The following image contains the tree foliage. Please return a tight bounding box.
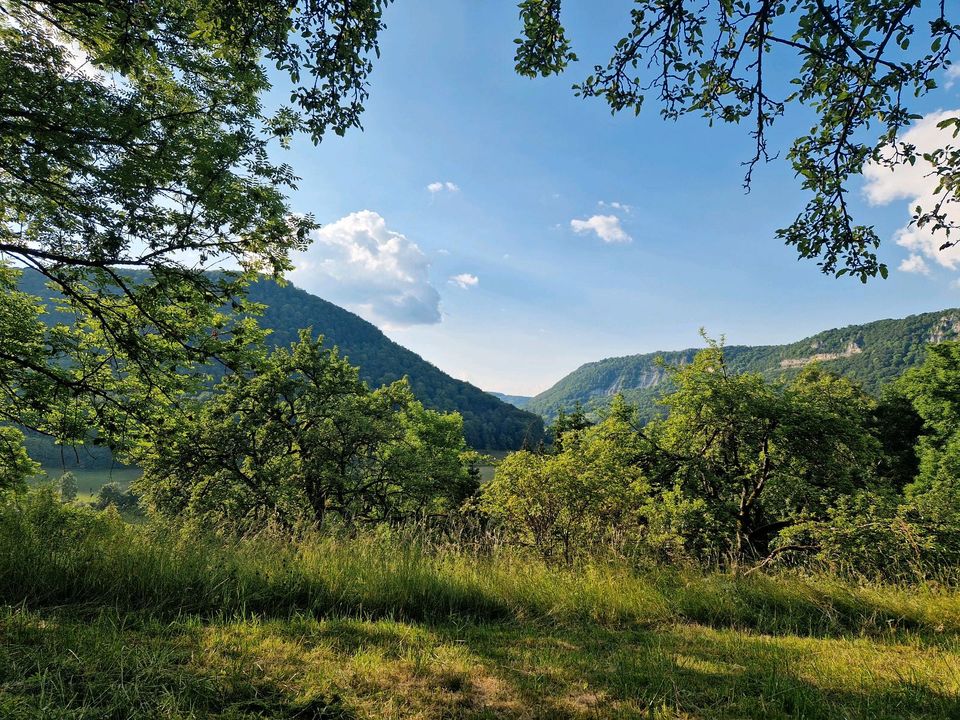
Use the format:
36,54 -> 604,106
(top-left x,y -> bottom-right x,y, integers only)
0,426 -> 37,492
897,340 -> 960,496
93,482 -> 140,514
486,341 -> 884,565
57,471 -> 77,503
648,342 -> 880,560
765,341 -> 960,578
0,0 -> 391,461
136,332 -> 477,531
515,0 -> 960,280
481,397 -> 647,560
248,278 -> 545,452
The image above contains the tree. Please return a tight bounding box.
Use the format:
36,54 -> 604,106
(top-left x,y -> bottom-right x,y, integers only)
897,340 -> 960,496
57,471 -> 77,503
0,426 -> 37,492
135,332 -> 475,531
0,0 -> 391,458
514,0 -> 960,281
872,385 -> 924,490
648,340 -> 880,561
93,481 -> 140,513
773,341 -> 960,577
548,401 -> 591,452
481,396 -> 648,560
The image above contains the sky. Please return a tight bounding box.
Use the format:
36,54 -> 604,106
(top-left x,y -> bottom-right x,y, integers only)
272,1 -> 960,396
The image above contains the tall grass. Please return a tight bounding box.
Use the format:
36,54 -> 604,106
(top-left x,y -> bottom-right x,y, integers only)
2,488 -> 959,639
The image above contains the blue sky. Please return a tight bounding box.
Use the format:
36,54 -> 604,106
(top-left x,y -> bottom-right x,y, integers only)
275,1 -> 960,395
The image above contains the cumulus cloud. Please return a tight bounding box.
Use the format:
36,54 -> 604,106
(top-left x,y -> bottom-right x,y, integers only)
570,214 -> 632,244
427,181 -> 459,194
899,254 -> 931,275
287,211 -> 441,328
448,273 -> 479,289
862,109 -> 960,270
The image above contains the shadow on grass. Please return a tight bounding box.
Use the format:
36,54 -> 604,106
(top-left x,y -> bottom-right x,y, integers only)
449,622 -> 960,719
2,605 -> 959,719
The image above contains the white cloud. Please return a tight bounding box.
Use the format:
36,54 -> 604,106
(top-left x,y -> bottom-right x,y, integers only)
448,273 -> 479,289
287,210 -> 441,328
862,109 -> 960,269
599,200 -> 632,213
947,65 -> 960,89
899,254 -> 931,275
570,214 -> 632,244
427,181 -> 459,194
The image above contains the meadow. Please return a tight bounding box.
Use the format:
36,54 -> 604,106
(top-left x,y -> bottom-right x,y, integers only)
1,489 -> 958,720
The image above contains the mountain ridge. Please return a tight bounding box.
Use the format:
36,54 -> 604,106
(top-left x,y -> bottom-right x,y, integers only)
487,392 -> 533,409
526,308 -> 960,421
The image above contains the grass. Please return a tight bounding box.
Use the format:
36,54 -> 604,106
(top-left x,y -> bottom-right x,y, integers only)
1,489 -> 959,719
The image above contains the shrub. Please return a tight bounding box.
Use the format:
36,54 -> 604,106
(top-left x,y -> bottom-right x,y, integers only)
481,401 -> 647,561
777,490 -> 960,580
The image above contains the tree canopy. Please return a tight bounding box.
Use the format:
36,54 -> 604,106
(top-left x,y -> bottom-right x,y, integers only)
136,332 -> 478,531
0,0 -> 392,455
485,342 -> 885,565
515,0 -> 960,281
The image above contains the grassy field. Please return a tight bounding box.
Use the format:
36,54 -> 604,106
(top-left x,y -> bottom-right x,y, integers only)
1,490 -> 958,719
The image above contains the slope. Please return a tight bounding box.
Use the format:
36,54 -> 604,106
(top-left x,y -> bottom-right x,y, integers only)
527,308 -> 960,421
14,271 -> 544,461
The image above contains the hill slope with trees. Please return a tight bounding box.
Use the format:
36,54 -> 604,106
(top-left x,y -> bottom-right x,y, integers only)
17,271 -> 544,459
248,279 -> 544,450
528,309 -> 960,421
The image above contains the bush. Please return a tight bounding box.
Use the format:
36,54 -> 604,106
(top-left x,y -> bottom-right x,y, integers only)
93,482 -> 140,514
777,490 -> 960,580
481,402 -> 647,561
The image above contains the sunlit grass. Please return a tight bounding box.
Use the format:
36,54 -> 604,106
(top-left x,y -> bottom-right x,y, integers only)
1,490 -> 958,718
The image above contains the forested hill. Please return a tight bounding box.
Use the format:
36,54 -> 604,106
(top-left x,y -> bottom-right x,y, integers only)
527,308 -> 960,421
248,280 -> 544,450
16,271 -> 544,453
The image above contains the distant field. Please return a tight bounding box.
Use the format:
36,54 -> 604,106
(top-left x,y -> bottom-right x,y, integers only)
33,467 -> 141,502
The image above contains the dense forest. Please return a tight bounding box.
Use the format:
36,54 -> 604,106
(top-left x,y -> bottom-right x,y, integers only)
527,309 -> 960,420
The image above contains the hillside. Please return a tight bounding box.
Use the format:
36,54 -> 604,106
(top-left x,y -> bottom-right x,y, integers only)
248,279 -> 544,450
527,308 -> 960,421
16,271 -> 544,458
488,391 -> 532,409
